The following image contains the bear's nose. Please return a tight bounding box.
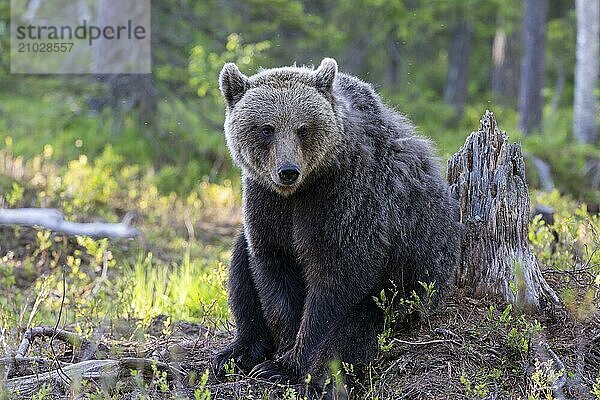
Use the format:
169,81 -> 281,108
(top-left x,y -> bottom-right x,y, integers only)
278,165 -> 300,185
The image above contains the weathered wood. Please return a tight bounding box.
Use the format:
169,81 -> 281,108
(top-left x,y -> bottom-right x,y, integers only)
4,358 -> 179,396
0,208 -> 139,238
447,110 -> 560,312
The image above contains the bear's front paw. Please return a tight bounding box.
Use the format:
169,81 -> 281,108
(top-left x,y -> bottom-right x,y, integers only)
249,353 -> 300,383
212,340 -> 269,378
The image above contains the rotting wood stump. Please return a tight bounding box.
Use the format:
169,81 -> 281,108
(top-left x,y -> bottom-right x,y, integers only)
447,110 -> 560,312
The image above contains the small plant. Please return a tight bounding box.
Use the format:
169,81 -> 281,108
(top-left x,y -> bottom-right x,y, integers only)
485,304 -> 542,356
5,182 -> 23,206
31,384 -> 51,400
224,357 -> 237,381
528,359 -> 563,400
193,369 -> 211,400
373,284 -> 399,351
341,361 -> 355,378
86,386 -> 120,400
283,387 -> 299,400
460,373 -> 489,398
325,359 -> 347,400
130,368 -> 148,392
374,280 -> 438,351
151,363 -> 170,393
592,375 -> 600,399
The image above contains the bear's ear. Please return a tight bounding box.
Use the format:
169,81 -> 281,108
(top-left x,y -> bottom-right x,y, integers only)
314,57 -> 338,94
219,63 -> 249,108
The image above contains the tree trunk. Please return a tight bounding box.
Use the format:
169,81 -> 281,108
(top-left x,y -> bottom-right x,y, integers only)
549,60 -> 566,114
491,27 -> 521,107
93,0 -> 158,139
447,111 -> 560,313
518,0 -> 548,135
386,29 -> 401,89
444,20 -> 473,121
573,0 -> 600,145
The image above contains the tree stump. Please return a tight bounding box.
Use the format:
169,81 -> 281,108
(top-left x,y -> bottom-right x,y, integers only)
447,110 -> 560,312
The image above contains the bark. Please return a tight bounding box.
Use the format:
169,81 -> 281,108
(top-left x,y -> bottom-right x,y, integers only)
447,111 -> 560,312
4,358 -> 178,396
573,0 -> 600,145
518,0 -> 548,134
444,20 -> 473,121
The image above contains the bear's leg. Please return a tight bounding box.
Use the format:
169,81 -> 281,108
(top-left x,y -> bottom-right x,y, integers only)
212,233 -> 274,375
251,252 -> 305,352
310,297 -> 382,373
250,269 -> 372,383
308,296 -> 383,399
405,222 -> 462,316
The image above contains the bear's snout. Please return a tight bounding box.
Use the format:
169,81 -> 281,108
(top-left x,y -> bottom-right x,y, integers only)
277,164 -> 301,185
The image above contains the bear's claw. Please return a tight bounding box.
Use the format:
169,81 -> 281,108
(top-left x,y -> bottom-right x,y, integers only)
212,341 -> 268,379
249,359 -> 298,383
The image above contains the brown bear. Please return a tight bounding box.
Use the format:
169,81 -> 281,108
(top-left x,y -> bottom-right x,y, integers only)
212,58 -> 462,391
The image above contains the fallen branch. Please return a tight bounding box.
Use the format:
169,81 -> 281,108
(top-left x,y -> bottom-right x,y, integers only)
0,208 -> 139,238
391,337 -> 461,346
534,337 -> 567,400
4,357 -> 180,396
16,326 -> 89,359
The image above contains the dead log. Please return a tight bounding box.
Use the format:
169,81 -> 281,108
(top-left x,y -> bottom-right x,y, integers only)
0,208 -> 139,238
447,110 -> 560,312
4,358 -> 180,396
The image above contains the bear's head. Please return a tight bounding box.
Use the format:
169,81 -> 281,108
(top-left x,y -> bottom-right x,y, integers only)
219,58 -> 343,196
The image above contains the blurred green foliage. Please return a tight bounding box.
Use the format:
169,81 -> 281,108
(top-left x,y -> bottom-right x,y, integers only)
0,0 -> 596,202
0,143 -> 237,349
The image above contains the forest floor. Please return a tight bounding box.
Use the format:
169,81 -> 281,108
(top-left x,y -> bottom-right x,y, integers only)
2,274 -> 599,399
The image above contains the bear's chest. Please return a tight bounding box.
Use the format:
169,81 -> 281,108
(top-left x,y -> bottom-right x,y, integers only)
243,180 -> 369,268
243,183 -> 296,257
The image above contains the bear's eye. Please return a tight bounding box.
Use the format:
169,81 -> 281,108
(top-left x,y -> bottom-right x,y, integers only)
297,125 -> 309,139
260,125 -> 275,138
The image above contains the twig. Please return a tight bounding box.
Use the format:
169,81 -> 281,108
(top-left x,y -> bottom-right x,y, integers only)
16,327 -> 89,359
50,265 -> 71,385
226,372 -> 298,389
0,208 -> 139,238
91,250 -> 110,295
434,327 -> 463,342
391,337 -> 461,346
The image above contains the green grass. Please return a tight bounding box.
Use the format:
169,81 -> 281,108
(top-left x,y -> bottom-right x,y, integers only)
130,247 -> 229,325
0,141 -> 238,358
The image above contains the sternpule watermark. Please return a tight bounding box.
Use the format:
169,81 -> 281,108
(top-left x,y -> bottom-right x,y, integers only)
11,0 -> 151,74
